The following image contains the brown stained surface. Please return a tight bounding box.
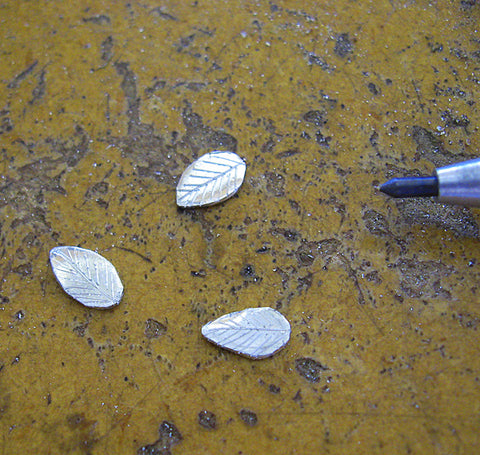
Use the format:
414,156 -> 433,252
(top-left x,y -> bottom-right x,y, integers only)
1,0 -> 480,453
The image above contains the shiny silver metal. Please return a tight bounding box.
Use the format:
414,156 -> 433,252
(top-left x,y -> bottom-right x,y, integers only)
436,158 -> 480,207
50,246 -> 123,309
176,151 -> 246,207
201,307 -> 291,359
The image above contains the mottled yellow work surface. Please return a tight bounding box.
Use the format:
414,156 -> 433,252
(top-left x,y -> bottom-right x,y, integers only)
1,1 -> 480,453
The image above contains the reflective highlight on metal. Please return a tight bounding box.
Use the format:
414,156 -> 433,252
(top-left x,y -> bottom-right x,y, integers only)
201,307 -> 291,359
50,246 -> 123,309
436,157 -> 480,207
176,151 -> 246,207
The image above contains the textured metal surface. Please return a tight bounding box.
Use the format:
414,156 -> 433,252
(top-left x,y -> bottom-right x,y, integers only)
50,246 -> 123,309
201,307 -> 291,359
176,151 -> 246,207
436,158 -> 480,207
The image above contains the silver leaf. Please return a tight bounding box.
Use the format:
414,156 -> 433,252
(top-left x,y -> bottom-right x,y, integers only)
176,151 -> 246,207
50,246 -> 123,309
201,307 -> 291,359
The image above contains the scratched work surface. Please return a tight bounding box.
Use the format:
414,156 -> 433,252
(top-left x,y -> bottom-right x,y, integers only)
1,1 -> 480,453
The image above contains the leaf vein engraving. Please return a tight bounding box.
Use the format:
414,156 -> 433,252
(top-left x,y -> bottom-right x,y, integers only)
50,246 -> 122,308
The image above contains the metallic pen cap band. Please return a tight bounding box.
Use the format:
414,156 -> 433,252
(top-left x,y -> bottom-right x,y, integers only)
436,157 -> 480,207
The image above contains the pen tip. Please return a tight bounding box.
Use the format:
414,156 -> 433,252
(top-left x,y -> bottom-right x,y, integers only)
379,179 -> 397,197
379,176 -> 439,198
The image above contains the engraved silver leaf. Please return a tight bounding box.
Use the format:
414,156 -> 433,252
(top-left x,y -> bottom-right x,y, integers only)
176,151 -> 246,207
201,307 -> 291,359
50,246 -> 123,309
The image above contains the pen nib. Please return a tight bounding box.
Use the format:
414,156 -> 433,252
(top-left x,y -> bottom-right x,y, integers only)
380,176 -> 439,198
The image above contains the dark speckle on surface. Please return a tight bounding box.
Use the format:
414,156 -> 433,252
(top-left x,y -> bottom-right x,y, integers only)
362,209 -> 391,237
65,412 -> 98,451
296,244 -> 316,267
29,68 -> 46,104
7,59 -> 38,89
150,7 -> 179,21
303,110 -> 327,126
198,410 -> 217,430
315,130 -> 332,147
100,35 -> 114,62
307,52 -> 331,70
191,269 -> 206,278
82,14 -> 111,25
13,263 -> 33,277
158,421 -> 182,445
334,33 -> 353,58
66,413 -> 87,429
460,0 -> 477,10
136,445 -> 164,455
367,82 -> 380,95
240,264 -> 261,283
369,131 -> 379,147
263,171 -> 286,197
145,319 -> 167,339
138,421 -> 182,454
295,358 -> 328,383
239,409 -> 258,426
269,384 -> 281,394
441,109 -> 470,130
0,107 -> 14,134
270,227 -> 299,242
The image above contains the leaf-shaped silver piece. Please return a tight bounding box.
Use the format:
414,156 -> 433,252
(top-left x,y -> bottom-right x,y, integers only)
201,307 -> 291,359
176,150 -> 246,207
50,246 -> 123,309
